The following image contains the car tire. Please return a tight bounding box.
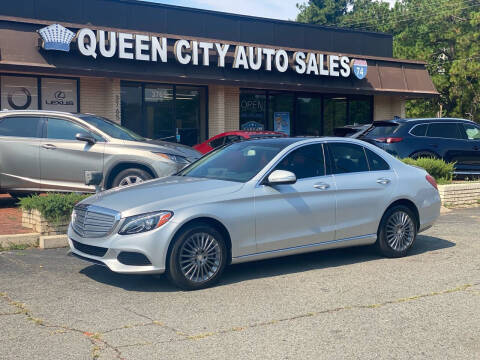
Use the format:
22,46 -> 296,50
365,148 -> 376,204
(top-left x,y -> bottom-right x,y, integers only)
167,223 -> 227,290
376,205 -> 417,258
111,168 -> 152,188
410,151 -> 438,159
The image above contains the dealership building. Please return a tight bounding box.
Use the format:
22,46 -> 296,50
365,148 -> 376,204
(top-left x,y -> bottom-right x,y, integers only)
0,0 -> 437,146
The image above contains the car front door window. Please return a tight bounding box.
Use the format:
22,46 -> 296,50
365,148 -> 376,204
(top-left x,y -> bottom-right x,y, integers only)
47,118 -> 91,140
274,143 -> 325,179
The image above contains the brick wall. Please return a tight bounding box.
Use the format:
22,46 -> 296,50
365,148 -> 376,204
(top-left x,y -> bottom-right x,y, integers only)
80,77 -> 121,124
373,95 -> 406,120
208,85 -> 240,137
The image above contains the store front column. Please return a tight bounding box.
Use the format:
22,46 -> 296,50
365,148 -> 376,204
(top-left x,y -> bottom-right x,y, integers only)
373,95 -> 406,121
80,77 -> 121,124
208,85 -> 240,138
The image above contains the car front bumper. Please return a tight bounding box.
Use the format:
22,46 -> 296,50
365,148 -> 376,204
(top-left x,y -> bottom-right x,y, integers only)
67,220 -> 178,274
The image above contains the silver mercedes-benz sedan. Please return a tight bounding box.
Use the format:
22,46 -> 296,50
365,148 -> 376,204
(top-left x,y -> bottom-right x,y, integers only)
68,137 -> 441,290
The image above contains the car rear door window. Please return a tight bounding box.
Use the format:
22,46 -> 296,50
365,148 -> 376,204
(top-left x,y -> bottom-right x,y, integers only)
328,142 -> 369,174
462,124 -> 480,140
274,144 -> 325,179
426,123 -> 462,139
47,118 -> 90,141
410,124 -> 428,136
209,136 -> 225,148
365,147 -> 390,171
0,116 -> 42,138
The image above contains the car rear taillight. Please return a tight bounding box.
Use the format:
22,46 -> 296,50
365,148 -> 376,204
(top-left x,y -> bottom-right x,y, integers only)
426,174 -> 438,190
374,137 -> 403,143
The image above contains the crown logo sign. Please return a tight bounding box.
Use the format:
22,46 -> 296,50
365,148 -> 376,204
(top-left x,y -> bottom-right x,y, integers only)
38,24 -> 75,52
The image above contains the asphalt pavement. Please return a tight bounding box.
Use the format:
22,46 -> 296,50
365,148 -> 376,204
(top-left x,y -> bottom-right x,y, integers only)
0,207 -> 479,359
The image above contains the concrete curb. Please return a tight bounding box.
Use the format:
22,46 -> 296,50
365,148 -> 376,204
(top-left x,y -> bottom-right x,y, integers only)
0,233 -> 39,248
0,233 -> 69,250
39,235 -> 68,249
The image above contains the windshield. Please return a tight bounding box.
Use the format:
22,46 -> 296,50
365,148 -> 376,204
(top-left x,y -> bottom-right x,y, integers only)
80,115 -> 146,141
178,140 -> 293,182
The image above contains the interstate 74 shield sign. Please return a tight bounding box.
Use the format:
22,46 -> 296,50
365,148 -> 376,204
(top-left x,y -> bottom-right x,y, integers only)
352,59 -> 368,80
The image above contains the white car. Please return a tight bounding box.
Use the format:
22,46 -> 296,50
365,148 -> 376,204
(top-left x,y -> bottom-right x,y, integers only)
69,137 -> 441,290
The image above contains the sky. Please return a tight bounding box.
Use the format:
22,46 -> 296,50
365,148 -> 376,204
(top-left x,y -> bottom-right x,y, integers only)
141,0 -> 398,21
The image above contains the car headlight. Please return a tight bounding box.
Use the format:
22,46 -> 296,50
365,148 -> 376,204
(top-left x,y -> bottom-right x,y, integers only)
119,211 -> 173,235
153,152 -> 189,164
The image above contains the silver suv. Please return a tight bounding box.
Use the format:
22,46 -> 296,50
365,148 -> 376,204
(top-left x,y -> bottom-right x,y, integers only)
0,110 -> 201,197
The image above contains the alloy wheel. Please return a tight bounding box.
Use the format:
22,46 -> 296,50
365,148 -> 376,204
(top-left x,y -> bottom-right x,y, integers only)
179,232 -> 221,283
385,211 -> 415,252
119,175 -> 144,186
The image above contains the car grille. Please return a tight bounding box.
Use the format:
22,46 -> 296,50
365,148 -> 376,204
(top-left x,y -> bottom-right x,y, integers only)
71,239 -> 108,257
72,204 -> 119,238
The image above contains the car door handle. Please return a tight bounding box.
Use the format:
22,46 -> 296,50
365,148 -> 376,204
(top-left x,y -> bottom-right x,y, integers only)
474,146 -> 479,151
429,144 -> 438,148
313,182 -> 330,190
42,144 -> 56,150
377,178 -> 391,185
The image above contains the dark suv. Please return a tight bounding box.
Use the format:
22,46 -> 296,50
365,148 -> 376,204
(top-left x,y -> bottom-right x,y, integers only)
359,118 -> 480,175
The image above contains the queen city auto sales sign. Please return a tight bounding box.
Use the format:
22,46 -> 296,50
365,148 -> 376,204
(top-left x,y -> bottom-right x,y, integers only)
38,24 -> 368,79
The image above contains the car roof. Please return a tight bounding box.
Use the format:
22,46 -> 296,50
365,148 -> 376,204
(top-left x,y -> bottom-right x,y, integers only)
215,130 -> 284,137
0,109 -> 82,116
375,117 -> 475,124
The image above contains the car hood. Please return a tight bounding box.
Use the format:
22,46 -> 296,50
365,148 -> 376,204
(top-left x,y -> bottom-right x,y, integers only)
120,139 -> 201,162
80,176 -> 244,217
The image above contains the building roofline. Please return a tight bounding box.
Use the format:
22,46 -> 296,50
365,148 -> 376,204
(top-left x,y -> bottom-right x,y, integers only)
122,0 -> 392,38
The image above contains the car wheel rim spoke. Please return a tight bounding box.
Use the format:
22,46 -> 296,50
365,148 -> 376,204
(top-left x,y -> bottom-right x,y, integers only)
180,232 -> 221,283
386,211 -> 415,251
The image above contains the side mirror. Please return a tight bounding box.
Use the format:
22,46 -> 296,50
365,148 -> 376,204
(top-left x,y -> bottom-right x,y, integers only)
76,132 -> 96,144
266,170 -> 296,185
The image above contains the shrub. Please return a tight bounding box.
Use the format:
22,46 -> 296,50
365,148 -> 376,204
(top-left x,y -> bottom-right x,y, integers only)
19,193 -> 90,223
401,157 -> 454,184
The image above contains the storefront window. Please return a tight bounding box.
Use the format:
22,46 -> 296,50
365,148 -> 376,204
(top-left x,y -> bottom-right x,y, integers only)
295,96 -> 322,136
239,90 -> 267,130
240,89 -> 372,137
1,75 -> 79,112
323,97 -> 347,135
268,92 -> 294,136
41,78 -> 78,112
1,75 -> 38,110
349,98 -> 373,125
120,82 -> 207,146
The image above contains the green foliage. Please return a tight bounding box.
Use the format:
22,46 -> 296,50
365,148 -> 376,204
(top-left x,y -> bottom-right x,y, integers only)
400,157 -> 454,183
19,193 -> 90,223
296,0 -> 480,122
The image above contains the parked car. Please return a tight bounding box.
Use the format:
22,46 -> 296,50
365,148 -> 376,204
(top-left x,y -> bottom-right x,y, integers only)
69,137 -> 440,290
0,110 -> 201,197
333,124 -> 371,138
193,130 -> 287,154
359,118 -> 480,175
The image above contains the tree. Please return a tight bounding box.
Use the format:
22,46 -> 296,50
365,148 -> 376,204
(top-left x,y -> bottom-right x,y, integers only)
296,0 -> 480,122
